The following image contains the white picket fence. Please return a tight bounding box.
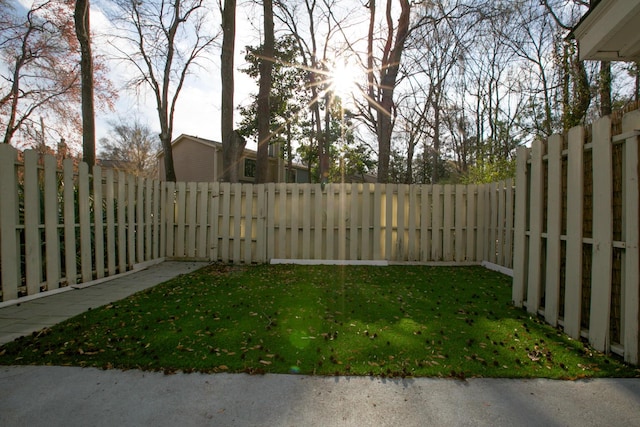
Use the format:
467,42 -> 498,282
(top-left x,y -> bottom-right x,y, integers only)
0,142 -> 515,304
512,110 -> 640,365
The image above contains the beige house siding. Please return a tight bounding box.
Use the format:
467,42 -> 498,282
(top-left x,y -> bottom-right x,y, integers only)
158,134 -> 310,183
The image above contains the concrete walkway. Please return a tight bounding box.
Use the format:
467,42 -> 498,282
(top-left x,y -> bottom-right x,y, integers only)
1,261 -> 640,426
0,261 -> 209,346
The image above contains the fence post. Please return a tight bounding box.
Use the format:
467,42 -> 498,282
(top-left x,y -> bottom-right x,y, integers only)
0,144 -> 20,301
545,134 -> 563,326
622,110 -> 640,364
512,145 -> 529,307
589,116 -> 613,353
564,125 -> 585,339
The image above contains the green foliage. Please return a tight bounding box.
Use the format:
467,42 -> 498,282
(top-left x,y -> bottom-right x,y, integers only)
1,265 -> 637,379
461,158 -> 516,184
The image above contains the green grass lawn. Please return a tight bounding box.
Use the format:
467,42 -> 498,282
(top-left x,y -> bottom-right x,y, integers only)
1,264 -> 638,379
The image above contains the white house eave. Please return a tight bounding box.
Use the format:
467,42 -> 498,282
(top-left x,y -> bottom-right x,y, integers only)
573,0 -> 640,61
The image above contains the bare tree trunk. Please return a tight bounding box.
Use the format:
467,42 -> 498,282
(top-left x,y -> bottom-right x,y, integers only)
367,0 -> 411,183
256,0 -> 274,183
221,0 -> 241,182
74,0 -> 95,166
599,60 -> 612,116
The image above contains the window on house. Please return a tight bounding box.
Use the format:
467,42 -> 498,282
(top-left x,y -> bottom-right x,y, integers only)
286,169 -> 297,183
244,158 -> 256,178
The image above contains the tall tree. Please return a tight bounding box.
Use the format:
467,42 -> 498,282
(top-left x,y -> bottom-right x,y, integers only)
364,0 -> 411,183
255,0 -> 275,183
74,0 -> 96,166
221,0 -> 245,182
1,1 -> 80,146
110,0 -> 217,182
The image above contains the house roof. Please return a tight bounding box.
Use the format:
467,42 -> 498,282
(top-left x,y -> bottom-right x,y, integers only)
572,0 -> 640,61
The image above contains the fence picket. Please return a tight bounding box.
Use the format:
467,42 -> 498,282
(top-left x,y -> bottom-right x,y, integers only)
78,162 -> 92,282
291,184 -> 299,259
24,151 -> 42,294
185,182 -> 197,258
144,179 -> 152,262
420,185 -> 431,262
326,185 -> 335,260
43,154 -> 61,289
0,145 -> 19,300
512,148 -> 529,307
164,181 -> 175,259
209,182 -> 220,261
266,183 -> 275,260
277,183 -> 287,259
137,177 -> 146,262
233,183 -> 243,262
545,135 -> 563,326
105,169 -> 116,275
63,159 -> 77,285
361,184 -> 372,260
443,185 -> 453,261
152,180 -> 160,260
127,175 -> 136,266
466,185 -> 476,261
197,182 -> 209,259
526,140 -> 545,314
504,178 -> 514,268
455,184 -> 465,262
349,184 -> 359,260
373,184 -> 382,260
220,182 -> 231,263
244,184 -> 254,263
302,184 -> 311,259
396,184 -> 405,260
476,185 -> 486,262
314,185 -> 323,259
432,185 -> 442,261
255,183 -> 265,262
174,182 -> 186,258
408,185 -> 418,261
622,111 -> 640,364
94,166 -> 105,279
589,116 -> 613,352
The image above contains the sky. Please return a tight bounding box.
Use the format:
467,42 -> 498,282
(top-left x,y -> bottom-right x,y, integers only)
88,0 -> 259,151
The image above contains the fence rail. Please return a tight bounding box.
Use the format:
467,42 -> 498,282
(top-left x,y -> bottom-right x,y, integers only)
0,143 -> 514,305
512,110 -> 640,365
